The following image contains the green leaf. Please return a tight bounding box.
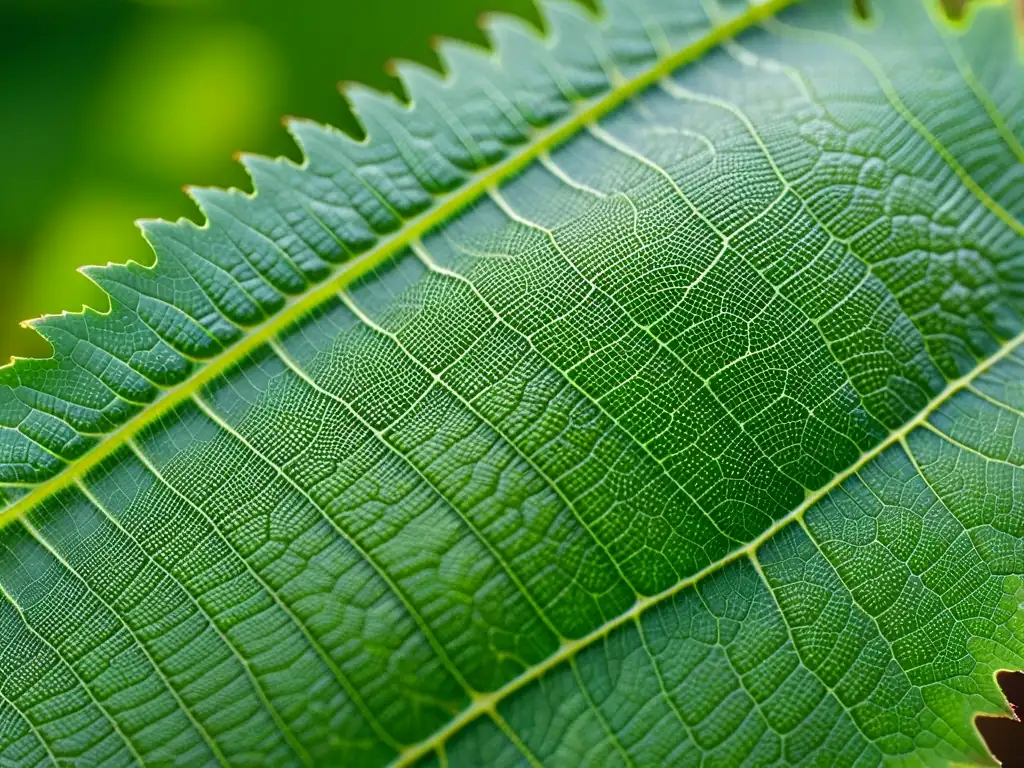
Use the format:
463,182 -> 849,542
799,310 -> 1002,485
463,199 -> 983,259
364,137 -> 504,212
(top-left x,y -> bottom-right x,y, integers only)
1,0 -> 1022,764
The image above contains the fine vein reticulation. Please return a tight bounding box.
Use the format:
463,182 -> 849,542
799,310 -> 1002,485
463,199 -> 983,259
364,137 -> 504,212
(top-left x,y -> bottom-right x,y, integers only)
0,0 -> 1022,765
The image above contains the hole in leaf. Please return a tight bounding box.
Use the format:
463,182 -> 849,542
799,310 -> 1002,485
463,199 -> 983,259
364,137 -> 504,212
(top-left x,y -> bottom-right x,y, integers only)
978,671 -> 1024,766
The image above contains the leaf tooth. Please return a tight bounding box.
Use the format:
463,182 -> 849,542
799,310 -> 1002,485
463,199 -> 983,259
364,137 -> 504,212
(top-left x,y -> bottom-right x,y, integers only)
338,80 -> 407,133
178,184 -> 218,226
19,311 -> 161,411
19,312 -> 66,343
385,57 -> 447,103
280,118 -> 340,170
24,302 -> 108,338
478,10 -> 549,52
430,35 -> 498,76
26,314 -> 81,357
183,186 -> 258,235
538,0 -> 600,31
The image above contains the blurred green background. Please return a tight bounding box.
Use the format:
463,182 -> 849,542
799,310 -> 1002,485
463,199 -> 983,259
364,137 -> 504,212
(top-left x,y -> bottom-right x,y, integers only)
0,0 -> 1003,362
0,0 -> 538,361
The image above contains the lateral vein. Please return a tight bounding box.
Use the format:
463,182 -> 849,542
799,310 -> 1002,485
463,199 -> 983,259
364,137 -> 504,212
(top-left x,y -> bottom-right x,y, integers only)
0,0 -> 797,526
389,327 -> 1024,767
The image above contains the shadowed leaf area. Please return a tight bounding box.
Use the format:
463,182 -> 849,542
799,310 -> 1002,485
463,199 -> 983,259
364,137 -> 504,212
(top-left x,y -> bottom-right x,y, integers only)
0,0 -> 1023,765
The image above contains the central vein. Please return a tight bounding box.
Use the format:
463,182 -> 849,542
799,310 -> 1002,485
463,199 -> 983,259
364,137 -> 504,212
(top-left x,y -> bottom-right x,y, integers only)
0,0 -> 798,527
390,327 -> 1024,767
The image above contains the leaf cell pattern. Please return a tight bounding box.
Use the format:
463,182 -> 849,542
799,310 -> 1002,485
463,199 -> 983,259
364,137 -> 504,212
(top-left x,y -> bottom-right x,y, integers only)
0,0 -> 1021,765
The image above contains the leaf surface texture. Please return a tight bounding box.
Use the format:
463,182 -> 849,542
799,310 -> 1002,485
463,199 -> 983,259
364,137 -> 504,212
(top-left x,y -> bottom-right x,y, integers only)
0,0 -> 1021,764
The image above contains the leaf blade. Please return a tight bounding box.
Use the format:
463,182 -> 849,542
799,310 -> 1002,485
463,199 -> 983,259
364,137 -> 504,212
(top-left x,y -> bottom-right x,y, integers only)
0,0 -> 1022,765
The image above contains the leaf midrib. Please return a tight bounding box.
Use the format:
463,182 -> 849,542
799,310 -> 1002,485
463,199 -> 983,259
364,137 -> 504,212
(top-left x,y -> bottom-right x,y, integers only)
0,0 -> 797,526
391,326 -> 1024,768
